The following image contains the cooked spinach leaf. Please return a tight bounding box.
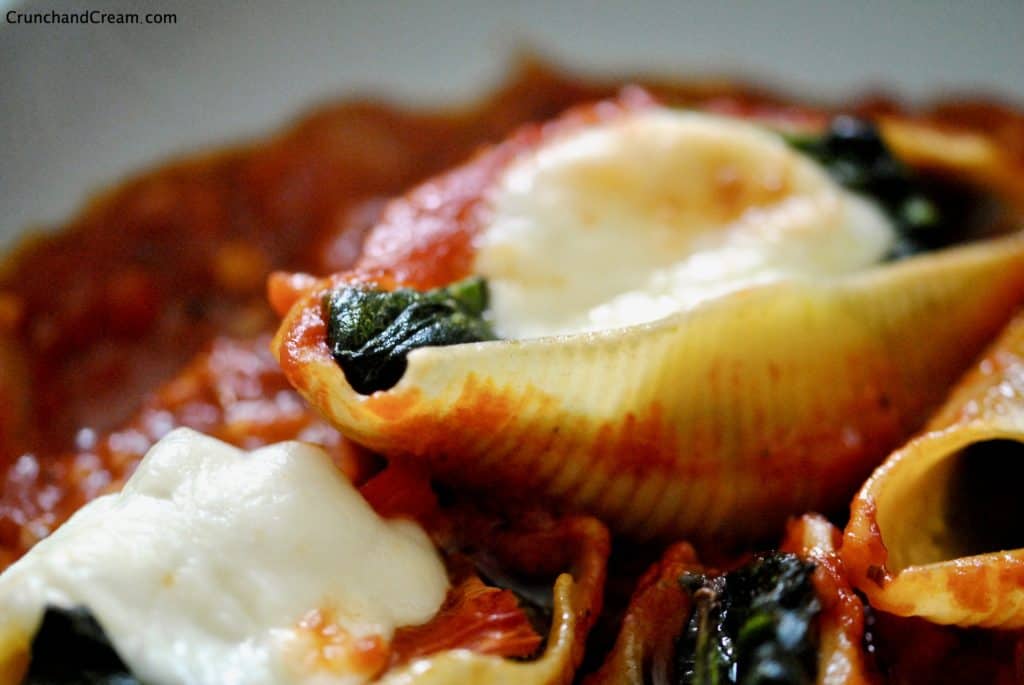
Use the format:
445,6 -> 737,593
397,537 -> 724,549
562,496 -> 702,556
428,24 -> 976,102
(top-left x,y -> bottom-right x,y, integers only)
24,605 -> 142,685
324,276 -> 496,394
675,552 -> 820,685
787,116 -> 973,258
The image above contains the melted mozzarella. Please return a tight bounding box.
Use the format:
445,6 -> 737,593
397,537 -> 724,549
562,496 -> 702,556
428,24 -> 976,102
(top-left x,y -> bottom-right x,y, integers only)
0,428 -> 448,685
474,109 -> 896,338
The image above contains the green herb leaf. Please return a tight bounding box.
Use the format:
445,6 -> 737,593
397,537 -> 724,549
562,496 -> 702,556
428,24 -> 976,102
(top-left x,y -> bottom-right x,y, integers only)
786,116 -> 971,258
324,276 -> 497,394
24,605 -> 142,684
675,552 -> 820,685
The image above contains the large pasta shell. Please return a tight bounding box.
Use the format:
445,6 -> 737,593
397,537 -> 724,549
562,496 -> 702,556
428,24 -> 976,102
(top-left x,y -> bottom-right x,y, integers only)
843,310 -> 1024,629
275,235 -> 1024,543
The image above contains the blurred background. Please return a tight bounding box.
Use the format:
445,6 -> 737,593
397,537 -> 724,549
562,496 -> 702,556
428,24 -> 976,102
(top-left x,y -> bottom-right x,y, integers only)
2,0 -> 1022,245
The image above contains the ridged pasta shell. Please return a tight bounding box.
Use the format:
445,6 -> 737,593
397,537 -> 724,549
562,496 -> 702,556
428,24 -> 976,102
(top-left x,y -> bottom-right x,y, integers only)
781,516 -> 875,685
381,510 -> 608,685
379,573 -> 586,685
585,542 -> 699,685
843,310 -> 1024,629
275,235 -> 1024,543
587,515 -> 871,685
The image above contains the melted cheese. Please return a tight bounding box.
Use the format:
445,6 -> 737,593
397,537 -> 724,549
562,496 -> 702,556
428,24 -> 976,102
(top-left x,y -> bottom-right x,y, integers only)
0,428 -> 448,685
474,109 -> 896,338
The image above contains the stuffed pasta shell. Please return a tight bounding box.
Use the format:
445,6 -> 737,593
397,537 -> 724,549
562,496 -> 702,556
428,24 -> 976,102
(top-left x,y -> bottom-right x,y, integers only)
588,514 -> 875,685
272,92 -> 1024,543
844,310 -> 1024,628
0,429 -> 609,684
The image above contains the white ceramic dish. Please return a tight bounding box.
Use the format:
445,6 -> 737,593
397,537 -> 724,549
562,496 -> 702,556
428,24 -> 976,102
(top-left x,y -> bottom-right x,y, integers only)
1,0 -> 1022,249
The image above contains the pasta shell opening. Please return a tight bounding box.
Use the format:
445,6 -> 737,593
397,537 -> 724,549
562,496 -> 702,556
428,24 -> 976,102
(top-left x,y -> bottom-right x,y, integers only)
880,438 -> 1024,572
844,313 -> 1024,627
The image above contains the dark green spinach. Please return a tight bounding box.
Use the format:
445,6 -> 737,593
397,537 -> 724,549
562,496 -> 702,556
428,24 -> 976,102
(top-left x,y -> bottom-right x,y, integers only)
24,605 -> 142,685
675,552 -> 820,685
324,276 -> 496,394
787,116 -> 974,258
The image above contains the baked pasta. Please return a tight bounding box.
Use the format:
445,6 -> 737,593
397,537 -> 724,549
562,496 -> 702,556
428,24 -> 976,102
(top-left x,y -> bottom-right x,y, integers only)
272,89 -> 1024,544
0,63 -> 1023,683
